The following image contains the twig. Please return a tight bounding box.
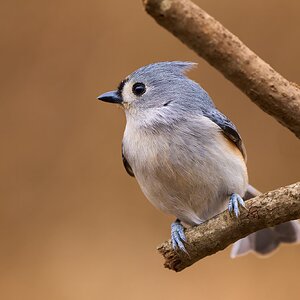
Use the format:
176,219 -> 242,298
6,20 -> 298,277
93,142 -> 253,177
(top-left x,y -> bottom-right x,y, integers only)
157,182 -> 300,272
143,0 -> 300,138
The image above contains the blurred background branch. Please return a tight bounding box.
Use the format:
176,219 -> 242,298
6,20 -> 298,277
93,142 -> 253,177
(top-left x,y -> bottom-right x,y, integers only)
158,182 -> 300,272
143,0 -> 300,138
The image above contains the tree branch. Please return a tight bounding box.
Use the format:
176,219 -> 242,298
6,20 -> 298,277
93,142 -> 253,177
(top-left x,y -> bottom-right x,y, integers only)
143,0 -> 300,138
142,0 -> 300,271
157,182 -> 300,272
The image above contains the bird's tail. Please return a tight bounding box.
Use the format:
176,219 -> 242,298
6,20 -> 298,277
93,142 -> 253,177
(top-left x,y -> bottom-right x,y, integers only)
231,185 -> 300,258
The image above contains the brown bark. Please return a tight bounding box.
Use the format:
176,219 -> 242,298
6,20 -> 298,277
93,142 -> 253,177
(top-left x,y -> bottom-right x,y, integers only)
157,182 -> 300,272
142,0 -> 300,271
143,0 -> 300,138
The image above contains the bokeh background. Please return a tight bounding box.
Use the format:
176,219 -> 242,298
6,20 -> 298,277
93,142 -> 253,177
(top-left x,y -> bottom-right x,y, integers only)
1,0 -> 300,299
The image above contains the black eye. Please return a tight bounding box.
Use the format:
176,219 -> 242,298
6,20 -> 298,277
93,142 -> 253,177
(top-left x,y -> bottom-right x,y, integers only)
132,82 -> 146,96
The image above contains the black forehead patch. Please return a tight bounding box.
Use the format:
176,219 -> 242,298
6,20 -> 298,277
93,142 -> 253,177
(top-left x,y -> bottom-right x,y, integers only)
117,78 -> 129,96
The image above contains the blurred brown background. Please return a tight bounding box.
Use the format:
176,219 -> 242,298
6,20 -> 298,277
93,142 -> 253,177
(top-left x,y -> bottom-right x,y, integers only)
0,0 -> 299,299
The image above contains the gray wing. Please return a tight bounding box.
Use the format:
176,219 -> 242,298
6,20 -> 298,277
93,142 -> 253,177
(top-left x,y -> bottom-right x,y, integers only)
203,109 -> 246,159
122,144 -> 134,177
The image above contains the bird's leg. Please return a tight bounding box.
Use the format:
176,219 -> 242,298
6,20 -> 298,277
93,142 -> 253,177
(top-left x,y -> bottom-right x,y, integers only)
228,193 -> 246,217
171,219 -> 187,253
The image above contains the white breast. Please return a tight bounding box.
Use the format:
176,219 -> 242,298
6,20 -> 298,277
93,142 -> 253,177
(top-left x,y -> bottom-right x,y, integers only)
123,115 -> 248,226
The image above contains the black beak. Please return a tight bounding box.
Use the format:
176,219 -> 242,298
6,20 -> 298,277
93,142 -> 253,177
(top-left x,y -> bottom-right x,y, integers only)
97,90 -> 122,104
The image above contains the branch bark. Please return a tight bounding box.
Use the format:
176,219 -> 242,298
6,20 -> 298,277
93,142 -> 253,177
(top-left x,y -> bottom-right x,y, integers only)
143,0 -> 300,138
142,0 -> 300,271
158,182 -> 300,272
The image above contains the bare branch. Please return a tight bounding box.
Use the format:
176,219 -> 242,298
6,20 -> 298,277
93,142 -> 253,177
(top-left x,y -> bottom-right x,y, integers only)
143,0 -> 300,138
157,182 -> 300,272
141,0 -> 300,271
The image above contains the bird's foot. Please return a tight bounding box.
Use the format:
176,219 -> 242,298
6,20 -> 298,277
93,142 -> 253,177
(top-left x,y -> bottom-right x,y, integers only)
228,193 -> 246,217
171,219 -> 187,253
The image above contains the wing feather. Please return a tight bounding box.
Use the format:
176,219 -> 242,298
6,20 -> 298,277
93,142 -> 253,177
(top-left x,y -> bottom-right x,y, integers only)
203,109 -> 247,160
122,144 -> 134,177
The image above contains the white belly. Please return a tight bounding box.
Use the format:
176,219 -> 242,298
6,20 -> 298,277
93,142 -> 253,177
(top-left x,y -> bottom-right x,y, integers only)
123,115 -> 248,226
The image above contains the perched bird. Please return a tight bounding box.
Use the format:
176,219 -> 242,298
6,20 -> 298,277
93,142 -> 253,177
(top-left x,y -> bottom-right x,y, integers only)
98,61 -> 300,257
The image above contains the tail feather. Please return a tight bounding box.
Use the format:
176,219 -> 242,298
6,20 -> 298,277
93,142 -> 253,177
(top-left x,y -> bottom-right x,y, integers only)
231,185 -> 300,258
243,184 -> 261,201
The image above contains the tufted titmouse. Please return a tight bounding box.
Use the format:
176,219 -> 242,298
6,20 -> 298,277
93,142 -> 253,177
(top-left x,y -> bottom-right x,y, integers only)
98,61 -> 300,257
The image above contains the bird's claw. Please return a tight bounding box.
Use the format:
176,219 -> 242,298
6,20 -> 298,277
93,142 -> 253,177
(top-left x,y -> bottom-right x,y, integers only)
171,220 -> 188,253
228,193 -> 246,217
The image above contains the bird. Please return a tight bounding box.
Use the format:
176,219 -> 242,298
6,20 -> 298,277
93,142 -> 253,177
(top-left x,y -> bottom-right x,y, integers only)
97,61 -> 300,257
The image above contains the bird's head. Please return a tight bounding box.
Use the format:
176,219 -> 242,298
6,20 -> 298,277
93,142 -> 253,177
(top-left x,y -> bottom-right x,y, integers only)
98,61 -> 214,125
